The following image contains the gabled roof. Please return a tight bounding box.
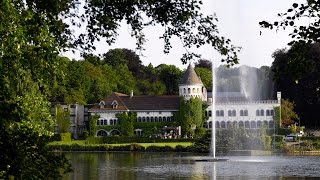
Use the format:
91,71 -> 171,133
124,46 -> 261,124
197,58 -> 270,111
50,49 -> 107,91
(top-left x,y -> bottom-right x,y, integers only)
180,64 -> 203,85
89,92 -> 180,112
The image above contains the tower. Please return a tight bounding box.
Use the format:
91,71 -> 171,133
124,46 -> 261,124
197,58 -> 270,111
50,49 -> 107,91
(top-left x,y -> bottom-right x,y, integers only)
179,64 -> 207,101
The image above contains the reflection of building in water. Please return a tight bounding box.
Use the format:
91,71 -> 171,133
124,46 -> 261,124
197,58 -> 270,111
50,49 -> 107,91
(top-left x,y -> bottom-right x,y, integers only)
89,64 -> 281,137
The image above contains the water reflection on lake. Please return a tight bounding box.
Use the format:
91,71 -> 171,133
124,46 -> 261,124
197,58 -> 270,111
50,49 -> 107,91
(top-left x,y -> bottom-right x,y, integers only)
65,152 -> 320,180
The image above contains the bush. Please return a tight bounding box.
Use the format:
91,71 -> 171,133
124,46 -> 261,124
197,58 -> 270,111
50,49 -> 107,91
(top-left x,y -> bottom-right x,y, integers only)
271,135 -> 285,142
301,136 -> 320,141
60,133 -> 72,142
85,136 -> 103,144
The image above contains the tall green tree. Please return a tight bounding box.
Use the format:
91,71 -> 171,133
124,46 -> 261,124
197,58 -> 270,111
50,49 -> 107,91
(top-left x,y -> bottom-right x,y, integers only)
116,112 -> 137,137
156,64 -> 182,95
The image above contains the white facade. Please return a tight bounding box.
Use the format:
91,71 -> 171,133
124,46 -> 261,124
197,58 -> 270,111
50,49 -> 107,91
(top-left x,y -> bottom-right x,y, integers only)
179,85 -> 207,101
205,100 -> 280,129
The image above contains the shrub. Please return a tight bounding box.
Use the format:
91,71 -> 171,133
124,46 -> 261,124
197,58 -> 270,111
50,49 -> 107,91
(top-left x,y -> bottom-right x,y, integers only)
271,135 -> 285,142
58,133 -> 71,142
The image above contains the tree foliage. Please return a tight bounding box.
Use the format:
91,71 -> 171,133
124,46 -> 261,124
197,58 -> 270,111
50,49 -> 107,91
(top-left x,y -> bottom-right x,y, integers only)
116,112 -> 137,137
260,1 -> 320,46
54,105 -> 71,133
179,97 -> 203,137
271,43 -> 320,127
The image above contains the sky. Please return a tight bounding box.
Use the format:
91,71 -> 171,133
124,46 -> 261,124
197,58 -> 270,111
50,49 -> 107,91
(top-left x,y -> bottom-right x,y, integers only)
64,0 -> 304,69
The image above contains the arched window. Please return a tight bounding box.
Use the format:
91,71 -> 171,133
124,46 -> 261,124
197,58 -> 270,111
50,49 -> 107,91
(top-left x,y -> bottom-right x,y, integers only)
260,110 -> 264,116
256,110 -> 260,116
245,121 -> 250,128
233,121 -> 238,128
167,117 -> 170,122
138,117 -> 142,122
205,111 -> 208,117
163,117 -> 166,121
232,110 -> 236,116
239,121 -> 244,128
110,119 -> 114,125
146,117 -> 150,122
228,110 -> 232,116
159,117 -> 162,122
183,88 -> 186,93
257,121 -> 262,128
155,117 -> 158,122
263,120 -> 268,127
188,88 -> 191,94
240,110 -> 244,116
271,110 -> 274,116
227,121 -> 232,128
193,88 -> 196,93
266,110 -> 270,116
97,129 -> 108,137
209,121 -> 213,129
251,121 -> 257,129
269,121 -> 274,128
142,117 -> 146,122
244,110 -> 248,116
151,117 -> 154,122
96,119 -> 100,125
220,110 -> 224,116
104,119 -> 107,125
221,121 -> 226,128
208,111 -> 212,117
216,121 -> 220,129
216,110 -> 220,117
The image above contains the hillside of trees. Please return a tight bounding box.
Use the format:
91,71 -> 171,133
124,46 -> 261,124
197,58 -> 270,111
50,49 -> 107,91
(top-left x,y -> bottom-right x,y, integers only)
48,48 -> 275,105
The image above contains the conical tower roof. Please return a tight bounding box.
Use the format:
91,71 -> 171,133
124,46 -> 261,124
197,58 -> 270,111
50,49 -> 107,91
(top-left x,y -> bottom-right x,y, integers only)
180,64 -> 203,85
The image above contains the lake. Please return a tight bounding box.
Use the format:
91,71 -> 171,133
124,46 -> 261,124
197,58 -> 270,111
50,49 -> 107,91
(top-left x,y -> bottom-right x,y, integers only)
65,152 -> 320,179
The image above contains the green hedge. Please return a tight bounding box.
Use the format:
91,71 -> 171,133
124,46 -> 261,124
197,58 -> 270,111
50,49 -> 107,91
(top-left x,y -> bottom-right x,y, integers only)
50,133 -> 72,142
47,143 -> 190,152
301,136 -> 320,141
271,135 -> 285,142
60,133 -> 72,142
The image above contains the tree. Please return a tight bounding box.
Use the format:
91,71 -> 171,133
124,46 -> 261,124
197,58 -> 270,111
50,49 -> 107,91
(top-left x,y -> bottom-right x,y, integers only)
195,67 -> 212,91
116,112 -> 137,137
271,44 -> 320,127
0,1 -> 70,178
54,105 -> 71,133
179,97 -> 203,137
260,1 -> 320,47
280,99 -> 299,126
156,64 -> 182,95
194,59 -> 212,70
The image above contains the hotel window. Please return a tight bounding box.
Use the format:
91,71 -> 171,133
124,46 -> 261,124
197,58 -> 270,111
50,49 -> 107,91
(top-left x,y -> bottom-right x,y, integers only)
260,110 -> 264,116
244,110 -> 248,116
270,110 -> 274,116
220,110 -> 224,116
188,88 -> 191,94
232,110 -> 236,116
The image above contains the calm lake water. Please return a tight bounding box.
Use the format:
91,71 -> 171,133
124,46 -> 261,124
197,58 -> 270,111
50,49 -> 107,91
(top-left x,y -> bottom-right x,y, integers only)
65,152 -> 320,179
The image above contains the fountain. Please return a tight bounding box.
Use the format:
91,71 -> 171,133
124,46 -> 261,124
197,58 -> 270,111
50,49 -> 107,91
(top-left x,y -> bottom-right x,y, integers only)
195,60 -> 228,162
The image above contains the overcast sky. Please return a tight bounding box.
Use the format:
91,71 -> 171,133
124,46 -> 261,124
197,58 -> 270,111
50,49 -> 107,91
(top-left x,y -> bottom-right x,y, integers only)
64,0 -> 304,69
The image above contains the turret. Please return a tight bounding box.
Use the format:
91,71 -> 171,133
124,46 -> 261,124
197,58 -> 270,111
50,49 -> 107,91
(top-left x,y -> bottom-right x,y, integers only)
179,64 -> 207,101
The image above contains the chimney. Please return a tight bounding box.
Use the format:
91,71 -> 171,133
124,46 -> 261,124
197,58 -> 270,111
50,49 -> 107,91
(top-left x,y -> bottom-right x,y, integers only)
130,90 -> 133,98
